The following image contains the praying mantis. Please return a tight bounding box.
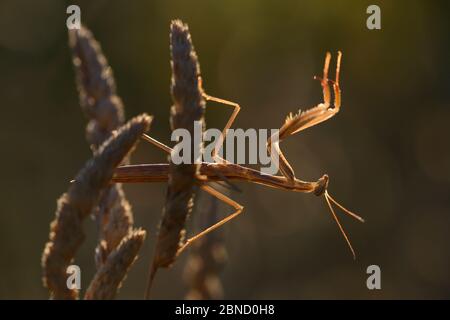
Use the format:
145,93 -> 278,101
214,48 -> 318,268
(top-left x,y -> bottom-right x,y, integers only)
112,51 -> 364,263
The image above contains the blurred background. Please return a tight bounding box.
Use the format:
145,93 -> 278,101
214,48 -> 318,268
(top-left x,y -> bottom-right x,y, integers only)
1,0 -> 449,299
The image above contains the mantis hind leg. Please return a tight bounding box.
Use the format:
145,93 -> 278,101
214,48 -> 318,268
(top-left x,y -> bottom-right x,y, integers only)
176,184 -> 244,257
141,118 -> 243,248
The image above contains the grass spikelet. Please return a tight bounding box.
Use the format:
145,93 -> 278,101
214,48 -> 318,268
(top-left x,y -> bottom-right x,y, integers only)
84,228 -> 147,300
69,25 -> 138,276
145,19 -> 205,298
42,114 -> 152,299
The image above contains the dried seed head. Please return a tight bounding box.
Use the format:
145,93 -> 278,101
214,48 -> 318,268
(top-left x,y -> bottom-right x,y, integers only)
42,114 -> 152,299
170,19 -> 205,126
146,20 -> 205,298
69,26 -> 125,149
69,25 -> 140,277
85,228 -> 147,300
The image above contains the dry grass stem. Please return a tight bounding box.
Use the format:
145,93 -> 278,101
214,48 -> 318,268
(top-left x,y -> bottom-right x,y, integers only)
42,114 -> 152,299
69,25 -> 136,273
146,19 -> 206,298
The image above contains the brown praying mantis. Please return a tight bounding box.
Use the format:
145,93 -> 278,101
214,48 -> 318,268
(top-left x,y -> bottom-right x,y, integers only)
112,51 -> 364,260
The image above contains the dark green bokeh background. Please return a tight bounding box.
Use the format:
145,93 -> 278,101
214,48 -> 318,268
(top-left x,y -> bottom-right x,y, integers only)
1,0 -> 449,299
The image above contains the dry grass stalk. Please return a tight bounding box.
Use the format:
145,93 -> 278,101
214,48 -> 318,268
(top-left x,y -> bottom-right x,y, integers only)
69,26 -> 135,271
42,114 -> 152,299
184,194 -> 227,300
84,228 -> 146,300
145,19 -> 206,298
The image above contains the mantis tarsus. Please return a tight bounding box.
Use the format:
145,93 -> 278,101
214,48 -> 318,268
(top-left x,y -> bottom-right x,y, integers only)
113,51 -> 364,262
